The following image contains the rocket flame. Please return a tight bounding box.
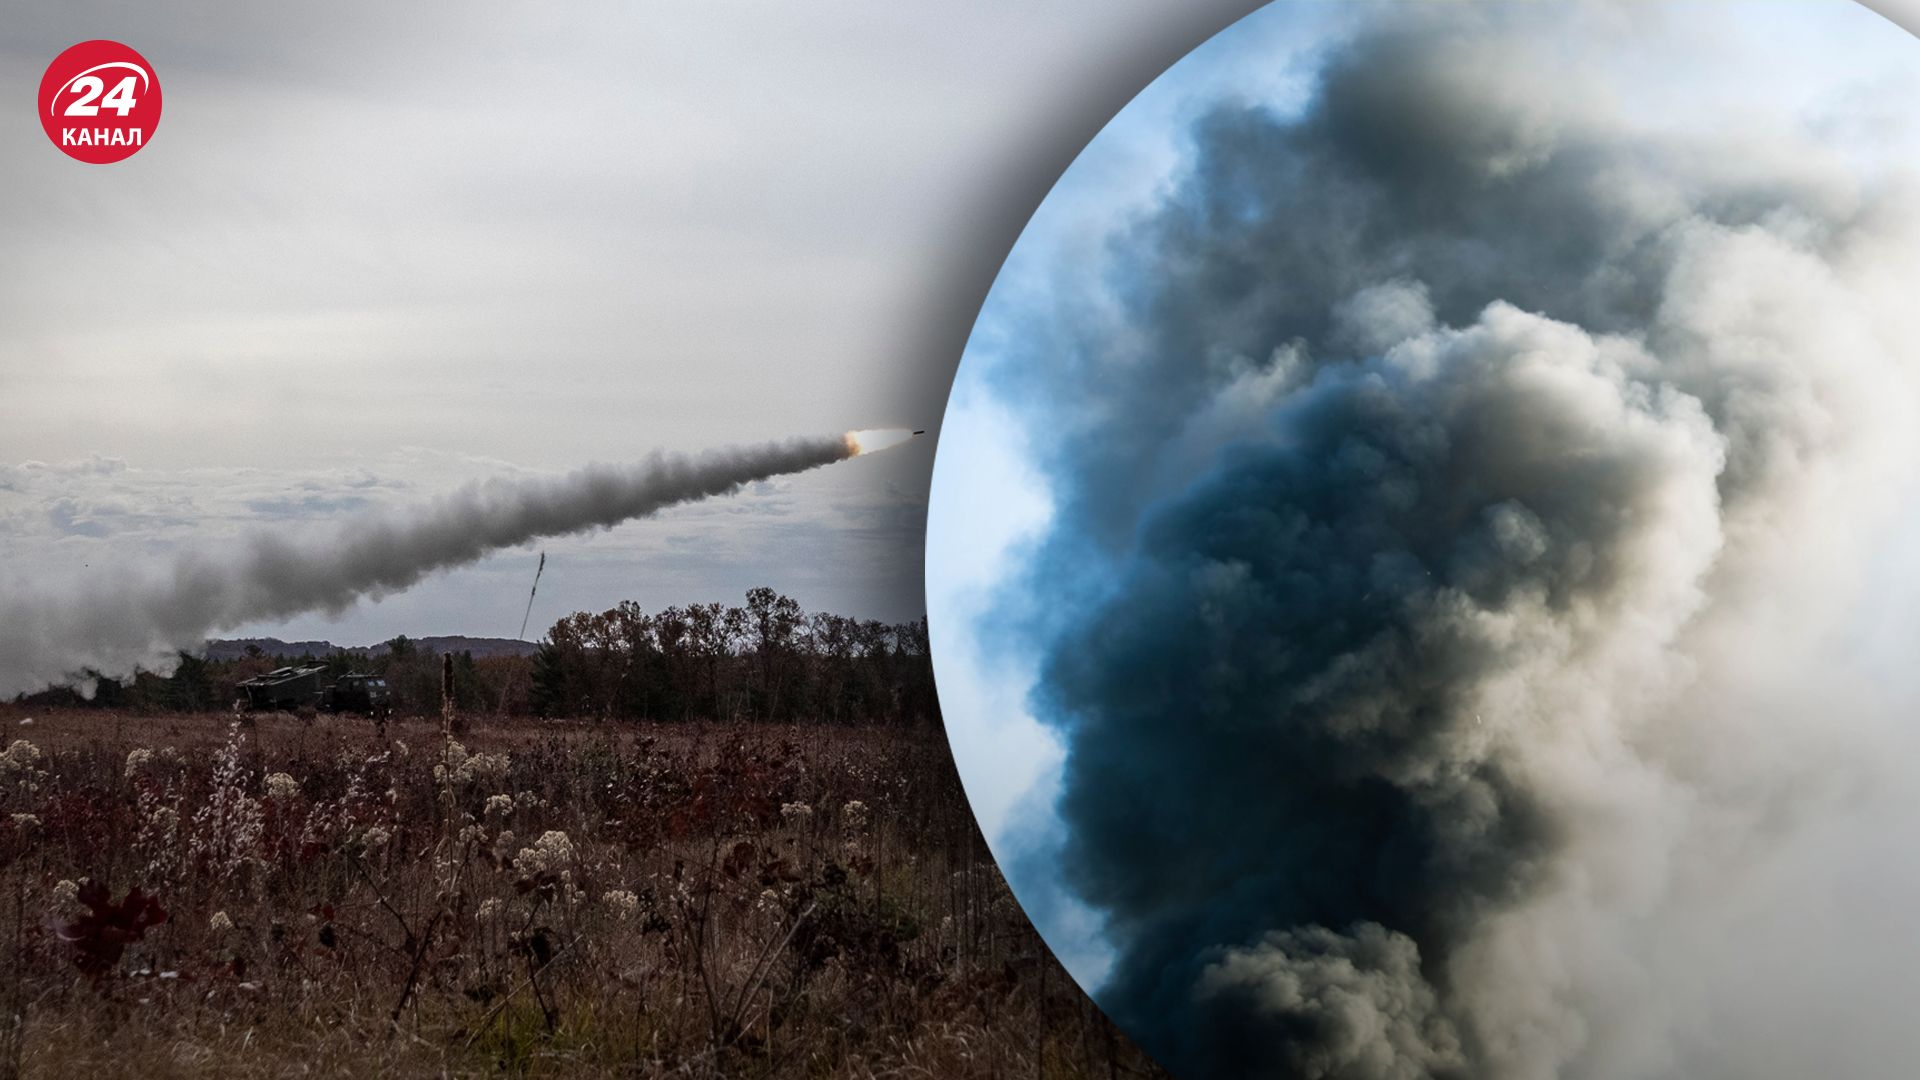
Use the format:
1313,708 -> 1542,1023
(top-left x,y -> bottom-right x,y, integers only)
845,428 -> 915,456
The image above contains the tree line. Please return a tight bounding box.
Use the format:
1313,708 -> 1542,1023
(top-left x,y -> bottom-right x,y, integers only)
19,588 -> 937,726
528,586 -> 934,723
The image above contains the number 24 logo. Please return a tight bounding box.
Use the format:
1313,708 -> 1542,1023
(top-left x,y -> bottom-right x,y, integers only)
52,62 -> 149,117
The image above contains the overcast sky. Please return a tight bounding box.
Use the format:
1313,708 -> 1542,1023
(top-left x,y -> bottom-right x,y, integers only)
5,0 -> 1913,637
0,0 -> 1286,646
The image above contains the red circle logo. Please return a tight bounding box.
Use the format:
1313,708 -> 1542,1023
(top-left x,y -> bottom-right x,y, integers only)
38,40 -> 162,164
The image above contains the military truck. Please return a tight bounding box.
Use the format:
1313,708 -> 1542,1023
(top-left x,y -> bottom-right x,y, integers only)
236,666 -> 392,717
321,673 -> 392,717
236,665 -> 328,712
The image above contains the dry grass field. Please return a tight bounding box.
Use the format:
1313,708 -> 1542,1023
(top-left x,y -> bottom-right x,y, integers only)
0,706 -> 1163,1079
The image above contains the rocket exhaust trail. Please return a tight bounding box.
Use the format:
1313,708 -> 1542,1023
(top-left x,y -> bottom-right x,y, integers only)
516,551 -> 546,641
0,430 -> 913,698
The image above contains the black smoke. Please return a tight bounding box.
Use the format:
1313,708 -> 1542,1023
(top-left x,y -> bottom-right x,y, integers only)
1005,6 -> 1920,1079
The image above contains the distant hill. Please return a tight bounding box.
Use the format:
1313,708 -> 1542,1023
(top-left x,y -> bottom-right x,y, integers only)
204,635 -> 541,661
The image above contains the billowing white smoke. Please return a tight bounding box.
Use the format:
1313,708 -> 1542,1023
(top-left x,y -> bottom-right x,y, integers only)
0,434 -> 854,698
992,5 -> 1920,1079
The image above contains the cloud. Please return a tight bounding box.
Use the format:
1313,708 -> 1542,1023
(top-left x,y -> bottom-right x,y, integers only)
1191,923 -> 1463,1080
242,493 -> 376,519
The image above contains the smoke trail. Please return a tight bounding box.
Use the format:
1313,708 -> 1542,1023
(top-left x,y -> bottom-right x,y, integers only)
983,5 -> 1920,1079
517,551 -> 546,641
0,433 -> 861,698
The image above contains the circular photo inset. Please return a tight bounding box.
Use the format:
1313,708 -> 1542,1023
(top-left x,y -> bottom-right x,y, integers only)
927,3 -> 1920,1078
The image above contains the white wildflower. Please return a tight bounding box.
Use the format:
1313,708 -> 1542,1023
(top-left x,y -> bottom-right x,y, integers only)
209,911 -> 235,934
477,898 -> 504,922
459,752 -> 511,785
437,740 -> 507,785
361,826 -> 392,850
125,748 -> 155,777
514,830 -> 575,878
602,890 -> 639,919
11,813 -> 41,829
51,879 -> 80,909
780,801 -> 813,824
1,739 -> 42,772
842,800 -> 869,832
137,801 -> 182,884
484,793 -> 515,818
187,724 -> 263,880
264,773 -> 300,800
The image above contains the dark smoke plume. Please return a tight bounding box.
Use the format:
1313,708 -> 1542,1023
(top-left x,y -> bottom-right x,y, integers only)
999,6 -> 1920,1079
1,434 -> 855,697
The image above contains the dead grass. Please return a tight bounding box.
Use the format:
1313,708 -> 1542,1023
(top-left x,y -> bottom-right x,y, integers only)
0,707 -> 1162,1079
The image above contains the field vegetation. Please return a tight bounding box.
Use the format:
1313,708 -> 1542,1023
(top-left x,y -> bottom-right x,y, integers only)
0,594 -> 1163,1078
